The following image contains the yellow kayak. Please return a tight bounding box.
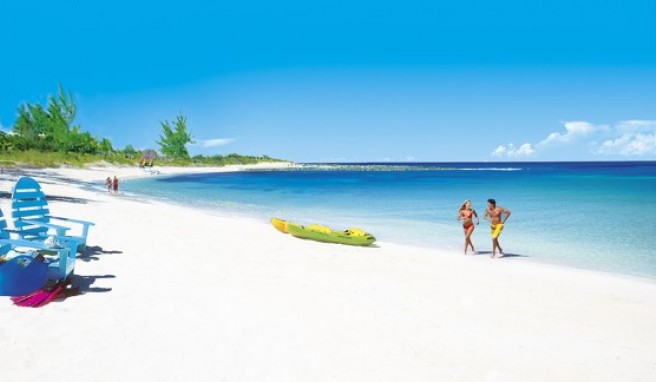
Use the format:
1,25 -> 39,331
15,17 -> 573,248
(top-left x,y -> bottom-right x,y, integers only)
271,217 -> 376,246
270,217 -> 289,233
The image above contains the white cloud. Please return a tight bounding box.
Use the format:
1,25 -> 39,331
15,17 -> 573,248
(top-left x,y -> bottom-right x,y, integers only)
599,134 -> 656,155
492,120 -> 656,159
492,145 -> 506,156
616,120 -> 656,133
491,143 -> 534,158
194,138 -> 235,148
597,121 -> 656,156
539,121 -> 598,146
515,143 -> 535,157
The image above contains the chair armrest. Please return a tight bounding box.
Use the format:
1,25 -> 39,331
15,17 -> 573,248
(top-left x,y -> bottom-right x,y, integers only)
52,235 -> 80,254
0,238 -> 63,251
48,215 -> 95,226
19,219 -> 71,231
52,235 -> 80,246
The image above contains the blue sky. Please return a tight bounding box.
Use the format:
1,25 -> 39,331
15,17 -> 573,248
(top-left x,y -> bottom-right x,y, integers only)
1,0 -> 655,162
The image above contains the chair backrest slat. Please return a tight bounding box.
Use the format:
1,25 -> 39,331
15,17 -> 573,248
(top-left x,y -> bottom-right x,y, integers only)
12,208 -> 50,219
11,191 -> 44,199
13,199 -> 49,209
11,177 -> 51,241
0,209 -> 11,256
0,208 -> 8,240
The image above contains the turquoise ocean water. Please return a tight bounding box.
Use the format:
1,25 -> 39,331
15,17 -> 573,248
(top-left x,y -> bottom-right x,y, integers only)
123,162 -> 656,279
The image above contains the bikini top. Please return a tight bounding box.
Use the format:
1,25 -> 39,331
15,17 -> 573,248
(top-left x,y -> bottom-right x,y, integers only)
461,210 -> 473,219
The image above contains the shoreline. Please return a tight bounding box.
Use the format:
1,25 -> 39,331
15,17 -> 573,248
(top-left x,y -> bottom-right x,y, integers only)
38,162 -> 656,285
1,164 -> 655,381
120,164 -> 656,284
129,193 -> 656,286
31,161 -> 298,182
6,162 -> 655,284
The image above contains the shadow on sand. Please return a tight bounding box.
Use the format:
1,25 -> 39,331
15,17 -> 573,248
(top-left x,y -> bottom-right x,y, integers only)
1,169 -> 99,188
49,274 -> 115,304
77,245 -> 123,263
0,190 -> 92,204
69,274 -> 115,294
46,195 -> 92,204
475,250 -> 528,258
49,245 -> 121,303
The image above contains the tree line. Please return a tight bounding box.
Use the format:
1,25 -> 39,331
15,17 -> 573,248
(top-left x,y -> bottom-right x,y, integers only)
2,85 -> 113,155
0,85 -> 279,166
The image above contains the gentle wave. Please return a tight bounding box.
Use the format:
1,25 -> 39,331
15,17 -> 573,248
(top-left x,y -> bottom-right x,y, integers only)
124,162 -> 656,279
259,164 -> 524,172
450,167 -> 523,171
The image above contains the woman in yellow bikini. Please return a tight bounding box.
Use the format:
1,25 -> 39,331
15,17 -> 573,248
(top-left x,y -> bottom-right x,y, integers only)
457,200 -> 479,255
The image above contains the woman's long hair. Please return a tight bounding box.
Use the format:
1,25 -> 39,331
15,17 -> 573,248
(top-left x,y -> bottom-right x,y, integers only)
458,200 -> 471,216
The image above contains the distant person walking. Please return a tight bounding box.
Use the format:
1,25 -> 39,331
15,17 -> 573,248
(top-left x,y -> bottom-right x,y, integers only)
484,199 -> 511,258
105,177 -> 112,192
457,200 -> 479,255
112,176 -> 119,193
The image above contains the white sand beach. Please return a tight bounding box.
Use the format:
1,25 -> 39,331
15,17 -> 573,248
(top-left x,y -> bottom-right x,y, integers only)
1,164 -> 655,382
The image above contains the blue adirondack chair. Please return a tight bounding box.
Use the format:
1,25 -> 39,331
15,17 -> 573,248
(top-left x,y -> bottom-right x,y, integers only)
11,176 -> 94,251
0,207 -> 77,285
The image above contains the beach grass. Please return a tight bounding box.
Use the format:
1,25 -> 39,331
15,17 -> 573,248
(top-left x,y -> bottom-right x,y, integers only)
163,153 -> 285,166
0,150 -> 133,168
0,151 -> 286,168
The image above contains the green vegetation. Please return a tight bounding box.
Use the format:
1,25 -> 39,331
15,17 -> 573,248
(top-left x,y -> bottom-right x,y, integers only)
0,85 -> 286,168
0,150 -> 136,168
157,114 -> 194,160
0,150 -> 283,168
11,85 -> 102,153
152,113 -> 284,166
163,153 -> 281,166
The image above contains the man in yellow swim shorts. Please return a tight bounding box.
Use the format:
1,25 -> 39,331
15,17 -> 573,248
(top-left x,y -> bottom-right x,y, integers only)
484,199 -> 511,258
